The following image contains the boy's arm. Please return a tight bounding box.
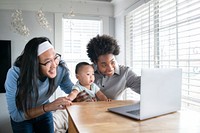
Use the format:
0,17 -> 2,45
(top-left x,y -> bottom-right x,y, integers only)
96,91 -> 111,101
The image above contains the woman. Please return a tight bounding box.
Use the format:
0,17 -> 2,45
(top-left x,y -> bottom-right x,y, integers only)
75,34 -> 140,101
5,37 -> 74,133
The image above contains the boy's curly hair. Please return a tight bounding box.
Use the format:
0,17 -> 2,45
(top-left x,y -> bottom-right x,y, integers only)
86,34 -> 120,63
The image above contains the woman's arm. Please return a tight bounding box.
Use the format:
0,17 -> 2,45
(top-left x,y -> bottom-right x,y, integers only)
126,67 -> 141,94
67,89 -> 79,102
57,65 -> 74,94
25,97 -> 72,119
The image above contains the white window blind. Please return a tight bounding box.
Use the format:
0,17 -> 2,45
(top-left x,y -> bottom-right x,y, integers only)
62,18 -> 101,82
125,0 -> 200,112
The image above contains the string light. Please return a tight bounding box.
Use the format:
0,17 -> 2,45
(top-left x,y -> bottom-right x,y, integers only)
36,8 -> 52,31
11,9 -> 30,36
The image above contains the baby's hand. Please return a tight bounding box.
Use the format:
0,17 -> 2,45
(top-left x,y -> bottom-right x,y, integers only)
74,90 -> 91,102
106,99 -> 112,102
91,97 -> 97,102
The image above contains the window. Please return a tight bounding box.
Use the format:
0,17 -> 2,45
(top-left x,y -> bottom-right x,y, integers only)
125,0 -> 200,112
62,18 -> 102,82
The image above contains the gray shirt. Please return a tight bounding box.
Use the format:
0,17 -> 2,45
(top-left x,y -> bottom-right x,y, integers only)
94,64 -> 141,100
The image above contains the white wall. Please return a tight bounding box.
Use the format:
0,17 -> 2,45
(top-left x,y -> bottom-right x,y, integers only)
0,0 -> 113,16
0,9 -> 54,63
0,94 -> 12,133
0,1 -> 114,132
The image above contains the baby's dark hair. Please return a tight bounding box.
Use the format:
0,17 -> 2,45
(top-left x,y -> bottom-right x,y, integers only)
86,34 -> 120,63
75,62 -> 91,74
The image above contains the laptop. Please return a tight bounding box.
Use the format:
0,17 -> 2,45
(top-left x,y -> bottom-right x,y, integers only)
108,68 -> 182,120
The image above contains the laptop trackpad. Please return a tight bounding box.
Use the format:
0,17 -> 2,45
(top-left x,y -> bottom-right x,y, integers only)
127,109 -> 140,115
108,102 -> 140,119
126,102 -> 140,114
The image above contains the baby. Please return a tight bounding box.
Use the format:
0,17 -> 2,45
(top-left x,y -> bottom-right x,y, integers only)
67,62 -> 111,102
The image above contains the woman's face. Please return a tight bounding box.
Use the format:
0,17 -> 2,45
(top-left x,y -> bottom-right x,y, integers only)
38,48 -> 59,78
96,54 -> 116,77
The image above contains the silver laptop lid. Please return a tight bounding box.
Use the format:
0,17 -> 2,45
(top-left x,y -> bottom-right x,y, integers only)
140,68 -> 182,120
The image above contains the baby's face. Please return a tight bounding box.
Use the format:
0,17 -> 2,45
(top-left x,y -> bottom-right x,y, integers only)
77,65 -> 95,86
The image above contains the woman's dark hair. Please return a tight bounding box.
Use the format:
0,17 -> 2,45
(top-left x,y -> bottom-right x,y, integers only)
86,34 -> 120,63
15,37 -> 55,116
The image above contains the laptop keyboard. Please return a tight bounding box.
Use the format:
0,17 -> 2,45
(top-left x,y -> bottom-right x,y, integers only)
127,109 -> 140,115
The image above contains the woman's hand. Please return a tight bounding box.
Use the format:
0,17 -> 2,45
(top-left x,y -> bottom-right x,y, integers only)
44,97 -> 72,112
25,96 -> 72,119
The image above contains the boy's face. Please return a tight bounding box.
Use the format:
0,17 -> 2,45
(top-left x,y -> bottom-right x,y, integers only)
76,65 -> 95,87
96,54 -> 116,77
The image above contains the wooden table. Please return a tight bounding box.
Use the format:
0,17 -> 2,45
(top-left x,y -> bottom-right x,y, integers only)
66,100 -> 200,133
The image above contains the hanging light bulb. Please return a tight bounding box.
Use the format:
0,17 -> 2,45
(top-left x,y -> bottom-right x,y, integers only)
68,7 -> 75,17
69,10 -> 75,17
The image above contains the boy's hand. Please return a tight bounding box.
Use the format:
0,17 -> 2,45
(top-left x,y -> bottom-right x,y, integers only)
73,90 -> 92,102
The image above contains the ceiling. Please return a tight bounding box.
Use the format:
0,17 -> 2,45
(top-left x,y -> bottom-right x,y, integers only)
88,0 -> 112,1
72,0 -> 112,2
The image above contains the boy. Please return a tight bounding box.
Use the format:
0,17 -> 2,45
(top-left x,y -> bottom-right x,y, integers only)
68,62 -> 111,102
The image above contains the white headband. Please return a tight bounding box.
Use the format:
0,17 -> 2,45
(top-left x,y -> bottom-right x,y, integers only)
38,41 -> 54,56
